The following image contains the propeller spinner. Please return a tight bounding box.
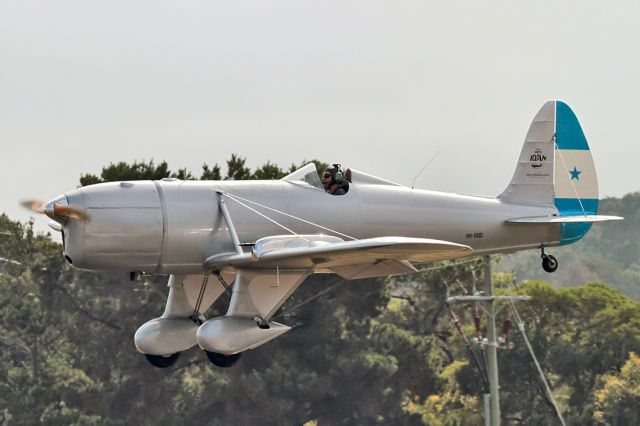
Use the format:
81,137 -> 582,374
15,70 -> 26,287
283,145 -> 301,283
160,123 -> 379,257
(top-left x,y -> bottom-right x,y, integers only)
20,196 -> 90,222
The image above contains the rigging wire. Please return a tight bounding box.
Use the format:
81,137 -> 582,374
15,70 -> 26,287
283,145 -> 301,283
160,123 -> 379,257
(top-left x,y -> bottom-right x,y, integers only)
222,191 -> 358,241
221,193 -> 310,242
271,276 -> 346,321
411,149 -> 442,189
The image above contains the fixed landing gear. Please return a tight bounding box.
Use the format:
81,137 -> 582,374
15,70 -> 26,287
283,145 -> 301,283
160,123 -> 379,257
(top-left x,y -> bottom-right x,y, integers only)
540,247 -> 558,273
145,352 -> 181,368
143,351 -> 242,369
205,351 -> 242,368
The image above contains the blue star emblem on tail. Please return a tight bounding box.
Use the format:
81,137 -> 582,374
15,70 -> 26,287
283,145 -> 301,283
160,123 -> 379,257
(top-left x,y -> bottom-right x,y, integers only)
570,166 -> 581,180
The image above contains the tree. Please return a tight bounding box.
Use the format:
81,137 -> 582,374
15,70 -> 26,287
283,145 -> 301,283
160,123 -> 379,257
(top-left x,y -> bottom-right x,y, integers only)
590,352 -> 640,425
200,163 -> 222,180
495,281 -> 640,423
225,154 -> 251,180
170,168 -> 195,180
80,160 -> 171,186
252,162 -> 286,180
404,361 -> 482,426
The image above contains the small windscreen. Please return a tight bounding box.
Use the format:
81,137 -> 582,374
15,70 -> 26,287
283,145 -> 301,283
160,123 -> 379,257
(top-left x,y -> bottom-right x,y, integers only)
280,163 -> 323,190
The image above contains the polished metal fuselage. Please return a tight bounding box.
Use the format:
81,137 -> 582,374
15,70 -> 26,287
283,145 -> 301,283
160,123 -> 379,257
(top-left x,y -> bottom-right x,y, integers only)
62,179 -> 559,274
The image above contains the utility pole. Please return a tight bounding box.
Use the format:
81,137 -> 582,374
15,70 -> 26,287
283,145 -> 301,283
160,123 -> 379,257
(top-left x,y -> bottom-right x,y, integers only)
446,255 -> 530,426
483,255 -> 500,426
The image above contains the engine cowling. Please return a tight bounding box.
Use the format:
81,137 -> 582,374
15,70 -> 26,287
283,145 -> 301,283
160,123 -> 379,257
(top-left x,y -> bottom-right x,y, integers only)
63,181 -> 164,271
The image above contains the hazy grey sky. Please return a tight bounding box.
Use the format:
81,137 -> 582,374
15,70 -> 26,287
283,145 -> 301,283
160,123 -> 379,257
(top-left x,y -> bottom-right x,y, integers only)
2,1 -> 638,235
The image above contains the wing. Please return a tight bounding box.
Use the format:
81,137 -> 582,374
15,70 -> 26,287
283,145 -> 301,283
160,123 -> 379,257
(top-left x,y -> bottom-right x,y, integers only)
204,235 -> 473,278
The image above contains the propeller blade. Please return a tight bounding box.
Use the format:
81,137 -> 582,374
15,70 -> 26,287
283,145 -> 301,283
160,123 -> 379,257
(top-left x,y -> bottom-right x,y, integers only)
20,199 -> 90,222
20,199 -> 46,214
53,203 -> 90,221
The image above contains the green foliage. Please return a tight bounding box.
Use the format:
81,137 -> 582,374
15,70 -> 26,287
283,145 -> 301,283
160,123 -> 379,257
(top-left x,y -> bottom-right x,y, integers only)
200,163 -> 222,180
496,281 -> 640,423
77,155 -> 328,186
252,161 -> 286,180
225,154 -> 251,180
170,168 -> 195,180
79,160 -> 171,186
404,361 -> 482,426
590,352 -> 640,425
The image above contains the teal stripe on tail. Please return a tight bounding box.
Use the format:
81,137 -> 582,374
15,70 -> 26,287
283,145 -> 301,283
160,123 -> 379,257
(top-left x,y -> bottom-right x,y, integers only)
554,101 -> 599,245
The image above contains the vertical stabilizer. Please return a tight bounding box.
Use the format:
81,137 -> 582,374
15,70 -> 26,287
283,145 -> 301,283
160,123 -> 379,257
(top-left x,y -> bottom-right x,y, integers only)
499,101 -> 600,244
499,101 -> 556,206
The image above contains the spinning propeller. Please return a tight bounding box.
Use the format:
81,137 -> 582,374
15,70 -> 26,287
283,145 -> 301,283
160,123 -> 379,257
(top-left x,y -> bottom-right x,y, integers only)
20,198 -> 90,222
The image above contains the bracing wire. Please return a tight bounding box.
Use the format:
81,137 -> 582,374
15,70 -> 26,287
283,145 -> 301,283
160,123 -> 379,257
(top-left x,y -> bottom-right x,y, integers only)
222,191 -> 358,241
411,149 -> 442,189
221,193 -> 310,243
272,261 -> 386,321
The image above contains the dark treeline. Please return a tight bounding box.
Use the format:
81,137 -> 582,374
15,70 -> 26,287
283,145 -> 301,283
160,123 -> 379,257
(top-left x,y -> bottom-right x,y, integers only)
1,156 -> 639,425
78,156 -> 328,186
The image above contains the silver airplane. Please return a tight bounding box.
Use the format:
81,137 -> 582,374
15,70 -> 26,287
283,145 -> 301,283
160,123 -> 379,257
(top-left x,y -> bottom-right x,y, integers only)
24,101 -> 622,368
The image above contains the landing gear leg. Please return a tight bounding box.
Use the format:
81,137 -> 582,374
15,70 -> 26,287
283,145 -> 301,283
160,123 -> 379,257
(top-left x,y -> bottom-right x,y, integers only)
540,247 -> 558,273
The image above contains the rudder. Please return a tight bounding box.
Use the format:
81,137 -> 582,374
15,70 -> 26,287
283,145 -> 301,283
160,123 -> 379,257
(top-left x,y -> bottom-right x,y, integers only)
553,101 -> 599,244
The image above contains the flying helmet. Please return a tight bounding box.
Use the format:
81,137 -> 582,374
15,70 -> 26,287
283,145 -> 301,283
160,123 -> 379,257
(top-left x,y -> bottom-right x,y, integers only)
322,164 -> 344,188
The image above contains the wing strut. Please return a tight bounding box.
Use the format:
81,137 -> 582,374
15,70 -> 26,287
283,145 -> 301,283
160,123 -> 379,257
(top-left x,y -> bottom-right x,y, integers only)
217,191 -> 244,255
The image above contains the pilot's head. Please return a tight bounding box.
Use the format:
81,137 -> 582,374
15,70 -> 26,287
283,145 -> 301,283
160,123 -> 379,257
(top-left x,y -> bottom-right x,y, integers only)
322,164 -> 343,190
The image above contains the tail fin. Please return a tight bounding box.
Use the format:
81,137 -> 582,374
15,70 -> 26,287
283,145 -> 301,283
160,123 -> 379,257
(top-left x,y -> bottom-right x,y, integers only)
499,100 -> 599,213
500,101 -> 602,244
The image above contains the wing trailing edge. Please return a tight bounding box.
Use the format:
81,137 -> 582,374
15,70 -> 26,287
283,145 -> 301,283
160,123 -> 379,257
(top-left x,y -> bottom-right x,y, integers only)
506,215 -> 623,224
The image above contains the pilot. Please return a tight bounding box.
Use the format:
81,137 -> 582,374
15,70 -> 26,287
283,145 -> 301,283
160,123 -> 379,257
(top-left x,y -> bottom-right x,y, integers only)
322,164 -> 349,195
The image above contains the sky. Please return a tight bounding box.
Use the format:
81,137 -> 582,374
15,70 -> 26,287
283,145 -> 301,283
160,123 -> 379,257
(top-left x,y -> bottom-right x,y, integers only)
1,1 -> 639,235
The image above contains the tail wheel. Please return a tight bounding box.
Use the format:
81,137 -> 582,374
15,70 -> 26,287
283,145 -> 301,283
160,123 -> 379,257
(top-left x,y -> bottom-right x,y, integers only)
205,351 -> 242,368
145,352 -> 181,368
542,255 -> 558,273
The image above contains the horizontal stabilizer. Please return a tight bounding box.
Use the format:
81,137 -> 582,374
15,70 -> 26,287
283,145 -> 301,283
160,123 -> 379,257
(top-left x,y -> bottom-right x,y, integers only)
506,215 -> 623,224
